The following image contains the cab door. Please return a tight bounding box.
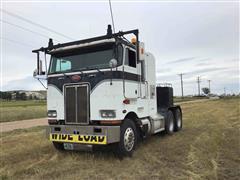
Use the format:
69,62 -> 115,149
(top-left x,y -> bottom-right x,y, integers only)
123,47 -> 139,99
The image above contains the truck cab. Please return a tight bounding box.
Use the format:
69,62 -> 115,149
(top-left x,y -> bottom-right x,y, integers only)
33,25 -> 182,157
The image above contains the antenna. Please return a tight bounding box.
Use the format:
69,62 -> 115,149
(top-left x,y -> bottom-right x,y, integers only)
108,0 -> 115,33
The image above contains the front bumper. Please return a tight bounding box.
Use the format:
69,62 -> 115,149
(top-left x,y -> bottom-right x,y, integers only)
47,125 -> 120,145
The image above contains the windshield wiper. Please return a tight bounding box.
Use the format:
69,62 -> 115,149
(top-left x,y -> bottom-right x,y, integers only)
95,67 -> 103,74
50,66 -> 106,75
70,69 -> 84,74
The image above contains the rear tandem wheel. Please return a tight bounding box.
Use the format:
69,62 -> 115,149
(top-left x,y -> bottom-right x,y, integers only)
165,110 -> 175,135
173,108 -> 182,132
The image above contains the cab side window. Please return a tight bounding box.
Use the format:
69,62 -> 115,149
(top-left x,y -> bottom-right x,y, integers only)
125,48 -> 136,68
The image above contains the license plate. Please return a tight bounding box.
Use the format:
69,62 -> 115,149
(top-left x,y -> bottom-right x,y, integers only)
64,143 -> 74,150
49,133 -> 107,145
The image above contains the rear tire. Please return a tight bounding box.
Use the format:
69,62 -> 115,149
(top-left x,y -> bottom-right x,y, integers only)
174,108 -> 182,131
52,142 -> 64,151
165,111 -> 174,135
116,119 -> 138,158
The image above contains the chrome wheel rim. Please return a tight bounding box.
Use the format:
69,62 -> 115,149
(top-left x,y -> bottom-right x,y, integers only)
124,127 -> 135,152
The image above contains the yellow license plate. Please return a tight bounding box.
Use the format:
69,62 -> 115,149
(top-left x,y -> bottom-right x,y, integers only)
50,133 -> 107,145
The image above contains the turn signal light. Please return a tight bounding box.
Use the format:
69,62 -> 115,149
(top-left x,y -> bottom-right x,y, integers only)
131,37 -> 136,44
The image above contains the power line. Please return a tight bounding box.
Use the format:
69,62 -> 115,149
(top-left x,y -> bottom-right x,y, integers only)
0,19 -> 59,42
0,36 -> 35,48
108,0 -> 115,33
1,9 -> 74,41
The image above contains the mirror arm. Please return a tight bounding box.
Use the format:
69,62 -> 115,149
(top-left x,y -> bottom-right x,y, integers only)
37,78 -> 47,90
44,52 -> 48,76
135,30 -> 140,63
37,52 -> 40,75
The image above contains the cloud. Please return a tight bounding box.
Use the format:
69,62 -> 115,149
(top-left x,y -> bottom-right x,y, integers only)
166,57 -> 197,64
156,68 -> 171,74
231,58 -> 239,62
196,62 -> 213,66
186,67 -> 229,75
157,66 -> 228,80
166,57 -> 212,65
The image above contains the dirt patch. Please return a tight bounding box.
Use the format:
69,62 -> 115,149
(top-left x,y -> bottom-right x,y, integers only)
0,118 -> 47,132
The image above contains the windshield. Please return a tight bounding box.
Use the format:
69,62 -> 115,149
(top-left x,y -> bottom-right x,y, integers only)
49,43 -> 122,74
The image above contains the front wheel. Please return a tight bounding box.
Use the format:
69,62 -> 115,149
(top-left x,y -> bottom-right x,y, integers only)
116,119 -> 138,157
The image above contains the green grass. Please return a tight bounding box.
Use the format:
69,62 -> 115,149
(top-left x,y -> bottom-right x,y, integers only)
0,100 -> 46,108
0,98 -> 239,179
0,100 -> 46,123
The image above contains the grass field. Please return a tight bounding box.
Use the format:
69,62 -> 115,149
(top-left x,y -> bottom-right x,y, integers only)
0,98 -> 239,179
0,101 -> 46,123
174,96 -> 208,103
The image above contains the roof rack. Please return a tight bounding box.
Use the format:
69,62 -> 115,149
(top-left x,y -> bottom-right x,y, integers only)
32,25 -> 139,60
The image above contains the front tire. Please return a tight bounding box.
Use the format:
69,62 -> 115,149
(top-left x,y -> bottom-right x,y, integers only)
116,119 -> 137,157
165,110 -> 174,135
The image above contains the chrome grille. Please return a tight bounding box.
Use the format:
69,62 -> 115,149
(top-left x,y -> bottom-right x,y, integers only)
65,84 -> 89,124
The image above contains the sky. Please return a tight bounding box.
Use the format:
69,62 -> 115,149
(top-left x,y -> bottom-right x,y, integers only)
0,0 -> 239,96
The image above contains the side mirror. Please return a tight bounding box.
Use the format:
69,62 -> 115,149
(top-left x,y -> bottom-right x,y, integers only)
109,58 -> 118,68
39,60 -> 45,75
33,60 -> 45,77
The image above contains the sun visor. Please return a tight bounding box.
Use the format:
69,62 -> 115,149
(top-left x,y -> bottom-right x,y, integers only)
49,38 -> 116,54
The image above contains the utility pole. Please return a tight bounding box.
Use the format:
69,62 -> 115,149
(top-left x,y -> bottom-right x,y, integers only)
224,87 -> 226,96
178,73 -> 184,99
208,80 -> 211,93
197,76 -> 201,96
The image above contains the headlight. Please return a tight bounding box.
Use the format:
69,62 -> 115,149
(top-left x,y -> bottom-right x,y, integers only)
48,110 -> 57,118
100,110 -> 116,118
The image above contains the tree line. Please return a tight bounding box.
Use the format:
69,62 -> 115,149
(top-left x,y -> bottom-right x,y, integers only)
0,91 -> 42,101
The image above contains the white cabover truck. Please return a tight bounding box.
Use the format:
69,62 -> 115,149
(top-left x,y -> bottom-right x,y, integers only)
33,25 -> 182,157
